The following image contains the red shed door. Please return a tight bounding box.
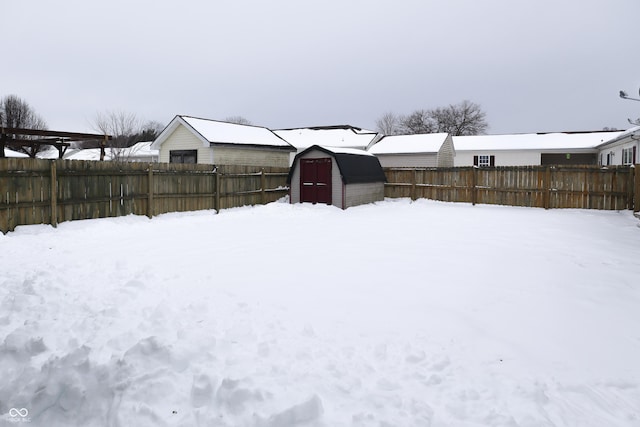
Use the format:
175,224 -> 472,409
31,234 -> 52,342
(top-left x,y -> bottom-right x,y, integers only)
300,158 -> 332,204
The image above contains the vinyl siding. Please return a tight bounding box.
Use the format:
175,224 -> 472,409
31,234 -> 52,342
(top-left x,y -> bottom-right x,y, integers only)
344,182 -> 384,208
436,135 -> 455,167
214,146 -> 290,167
158,124 -> 212,164
375,154 -> 438,168
598,140 -> 640,165
454,150 -> 542,167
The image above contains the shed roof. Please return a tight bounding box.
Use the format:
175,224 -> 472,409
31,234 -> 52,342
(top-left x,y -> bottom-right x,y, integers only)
453,131 -> 623,151
152,115 -> 294,151
274,125 -> 380,150
288,145 -> 386,185
368,133 -> 449,154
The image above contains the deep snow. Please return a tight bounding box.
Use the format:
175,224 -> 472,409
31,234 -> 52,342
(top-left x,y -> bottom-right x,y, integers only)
1,199 -> 640,426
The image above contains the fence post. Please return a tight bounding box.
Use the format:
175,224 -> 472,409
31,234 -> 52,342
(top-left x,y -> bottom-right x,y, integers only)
261,168 -> 266,204
411,169 -> 417,201
544,166 -> 551,209
215,169 -> 221,213
147,167 -> 154,218
50,161 -> 58,228
471,167 -> 477,205
634,164 -> 639,213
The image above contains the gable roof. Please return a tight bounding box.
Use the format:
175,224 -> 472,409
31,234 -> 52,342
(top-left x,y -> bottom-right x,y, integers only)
596,126 -> 640,148
288,145 -> 386,185
368,133 -> 450,154
274,125 -> 381,150
151,115 -> 295,151
453,130 -> 623,151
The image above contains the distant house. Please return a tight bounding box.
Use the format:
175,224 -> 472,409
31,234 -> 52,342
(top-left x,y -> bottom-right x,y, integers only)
274,125 -> 382,165
288,145 -> 386,209
453,130 -> 623,167
368,133 -> 455,167
596,126 -> 639,166
151,115 -> 295,167
3,148 -> 29,158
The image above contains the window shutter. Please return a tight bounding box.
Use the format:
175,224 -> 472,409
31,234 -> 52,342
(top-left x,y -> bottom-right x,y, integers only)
473,156 -> 478,166
489,155 -> 495,167
633,146 -> 637,164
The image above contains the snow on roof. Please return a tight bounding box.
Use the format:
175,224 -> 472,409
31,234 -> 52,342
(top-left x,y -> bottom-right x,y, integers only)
119,141 -> 158,157
274,126 -> 379,150
3,148 -> 29,158
64,148 -> 105,161
315,146 -> 375,156
597,125 -> 640,147
453,131 -> 624,151
181,116 -> 292,148
36,147 -> 62,159
368,133 -> 449,154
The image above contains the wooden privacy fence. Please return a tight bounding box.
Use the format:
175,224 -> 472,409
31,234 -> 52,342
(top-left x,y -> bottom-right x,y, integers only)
384,165 -> 638,211
0,158 -> 289,233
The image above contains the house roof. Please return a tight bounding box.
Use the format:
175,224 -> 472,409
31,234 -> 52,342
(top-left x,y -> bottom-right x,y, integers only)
453,131 -> 623,151
368,133 -> 449,154
152,115 -> 295,151
596,126 -> 640,148
288,145 -> 386,185
2,148 -> 29,158
274,125 -> 380,150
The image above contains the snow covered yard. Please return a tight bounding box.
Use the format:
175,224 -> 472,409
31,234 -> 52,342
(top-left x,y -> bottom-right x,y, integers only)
1,199 -> 640,427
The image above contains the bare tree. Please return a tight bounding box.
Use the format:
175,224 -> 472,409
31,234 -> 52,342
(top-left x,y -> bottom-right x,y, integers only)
92,110 -> 143,161
0,94 -> 48,156
379,100 -> 488,136
399,110 -> 436,134
429,100 -> 488,136
224,116 -> 252,125
375,112 -> 402,135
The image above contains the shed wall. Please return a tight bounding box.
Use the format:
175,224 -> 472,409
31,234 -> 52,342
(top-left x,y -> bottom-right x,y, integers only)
344,182 -> 384,208
289,149 -> 343,206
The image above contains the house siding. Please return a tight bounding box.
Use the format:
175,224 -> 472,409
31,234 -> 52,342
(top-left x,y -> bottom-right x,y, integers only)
437,135 -> 455,167
375,154 -> 438,168
598,139 -> 640,165
454,150 -> 542,167
158,124 -> 212,164
215,146 -> 290,167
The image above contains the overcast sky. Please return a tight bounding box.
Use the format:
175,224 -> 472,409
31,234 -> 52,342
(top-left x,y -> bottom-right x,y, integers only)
3,0 -> 640,135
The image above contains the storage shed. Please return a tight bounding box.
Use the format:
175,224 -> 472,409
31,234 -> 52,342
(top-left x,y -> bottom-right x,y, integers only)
288,145 -> 386,209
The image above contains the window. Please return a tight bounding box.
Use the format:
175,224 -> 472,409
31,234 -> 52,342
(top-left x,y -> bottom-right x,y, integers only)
170,150 -> 197,164
473,155 -> 495,167
622,147 -> 636,165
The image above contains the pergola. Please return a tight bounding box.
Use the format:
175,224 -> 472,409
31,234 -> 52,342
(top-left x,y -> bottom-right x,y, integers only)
0,127 -> 113,160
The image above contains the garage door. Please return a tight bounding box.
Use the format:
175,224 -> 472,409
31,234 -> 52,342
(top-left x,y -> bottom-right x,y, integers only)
300,158 -> 332,204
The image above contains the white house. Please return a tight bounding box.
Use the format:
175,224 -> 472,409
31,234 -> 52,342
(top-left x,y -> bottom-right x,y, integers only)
368,133 -> 455,168
453,130 -> 623,167
274,125 -> 381,165
151,115 -> 295,167
596,126 -> 639,166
